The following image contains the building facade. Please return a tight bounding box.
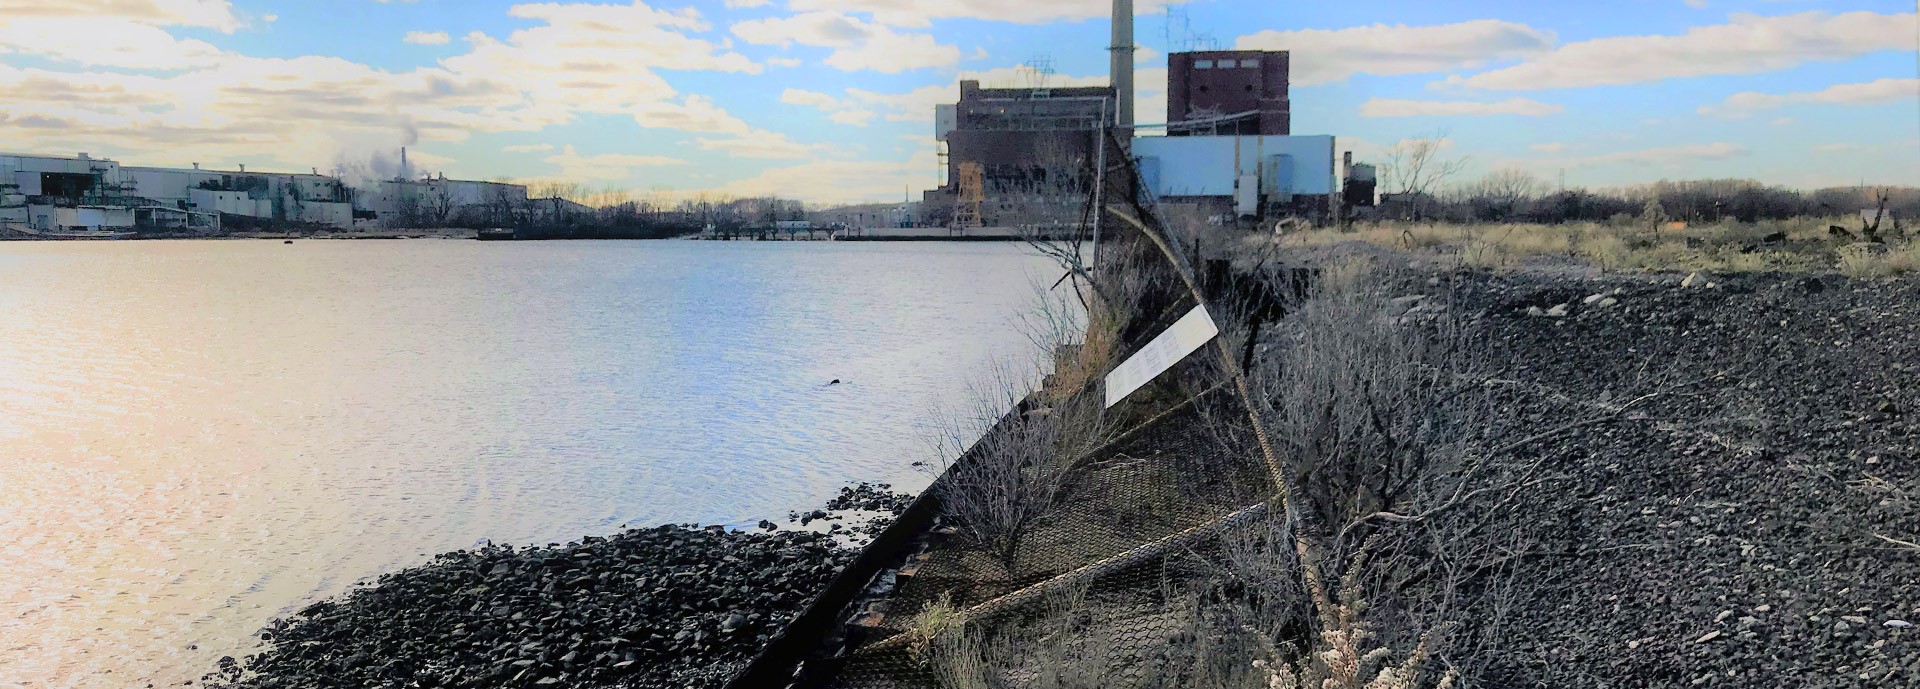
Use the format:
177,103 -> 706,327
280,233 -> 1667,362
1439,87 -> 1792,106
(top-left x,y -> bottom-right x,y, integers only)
1166,50 -> 1291,137
926,79 -> 1122,228
2,152 -> 531,235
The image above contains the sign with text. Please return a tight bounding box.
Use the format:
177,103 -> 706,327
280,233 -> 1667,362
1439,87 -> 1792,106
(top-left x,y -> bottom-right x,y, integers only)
1104,304 -> 1220,408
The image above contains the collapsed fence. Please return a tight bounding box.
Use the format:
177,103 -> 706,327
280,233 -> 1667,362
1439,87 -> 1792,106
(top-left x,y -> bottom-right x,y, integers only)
731,128 -> 1484,689
724,132 -> 1325,688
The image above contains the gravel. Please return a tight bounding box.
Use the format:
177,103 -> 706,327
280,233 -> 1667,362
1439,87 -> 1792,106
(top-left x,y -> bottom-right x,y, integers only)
1425,270 -> 1920,687
205,483 -> 912,689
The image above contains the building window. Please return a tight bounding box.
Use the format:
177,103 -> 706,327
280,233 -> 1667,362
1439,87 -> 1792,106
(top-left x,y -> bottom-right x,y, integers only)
1194,60 -> 1214,69
1218,59 -> 1237,68
1242,59 -> 1261,68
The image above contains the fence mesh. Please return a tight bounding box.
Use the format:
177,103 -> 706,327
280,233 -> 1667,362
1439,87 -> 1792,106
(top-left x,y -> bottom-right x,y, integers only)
826,344 -> 1281,688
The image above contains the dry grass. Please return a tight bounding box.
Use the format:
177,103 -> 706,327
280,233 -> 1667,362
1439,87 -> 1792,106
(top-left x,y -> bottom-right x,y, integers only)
1272,217 -> 1914,275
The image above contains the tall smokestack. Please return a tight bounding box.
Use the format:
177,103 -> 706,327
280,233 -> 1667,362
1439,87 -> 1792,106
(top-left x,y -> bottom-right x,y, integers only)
400,147 -> 410,181
1110,0 -> 1134,130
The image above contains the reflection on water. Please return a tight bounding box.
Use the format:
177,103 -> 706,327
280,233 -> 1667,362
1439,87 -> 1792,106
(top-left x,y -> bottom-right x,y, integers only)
0,240 -> 1054,688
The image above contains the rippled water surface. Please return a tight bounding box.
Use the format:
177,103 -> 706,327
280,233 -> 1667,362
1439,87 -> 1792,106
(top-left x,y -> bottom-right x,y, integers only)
0,240 -> 1057,688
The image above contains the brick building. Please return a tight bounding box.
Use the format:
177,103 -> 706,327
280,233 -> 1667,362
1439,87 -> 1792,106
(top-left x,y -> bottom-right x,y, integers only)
1166,50 -> 1291,136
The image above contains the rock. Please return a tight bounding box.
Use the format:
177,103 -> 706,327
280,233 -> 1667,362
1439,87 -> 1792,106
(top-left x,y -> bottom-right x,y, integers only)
1694,630 -> 1722,644
1761,231 -> 1788,243
721,613 -> 747,632
1584,294 -> 1606,305
1886,620 -> 1913,629
1546,304 -> 1570,318
1598,297 -> 1620,308
1527,306 -> 1546,317
1682,272 -> 1702,288
1843,616 -> 1871,625
1878,401 -> 1900,415
1715,611 -> 1734,623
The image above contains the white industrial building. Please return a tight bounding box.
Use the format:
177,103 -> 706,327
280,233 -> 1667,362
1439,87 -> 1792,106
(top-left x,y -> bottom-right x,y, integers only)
1,151 -> 531,237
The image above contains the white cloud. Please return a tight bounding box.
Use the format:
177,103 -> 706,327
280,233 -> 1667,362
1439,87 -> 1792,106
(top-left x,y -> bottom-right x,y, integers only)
543,145 -> 685,180
781,89 -> 841,110
404,30 -> 451,45
0,17 -> 226,69
1235,20 -> 1554,85
780,0 -> 1189,28
730,11 -> 957,72
1360,97 -> 1563,118
710,150 -> 940,204
723,0 -> 768,6
1684,0 -> 1707,8
0,0 -> 240,31
767,57 -> 802,67
1530,142 -> 1567,154
1700,78 -> 1920,117
1770,117 -> 1795,127
1565,142 -> 1748,167
634,95 -> 751,133
695,129 -> 826,160
823,30 -> 957,73
440,2 -> 759,117
828,110 -> 875,126
504,144 -> 554,153
0,1 -> 766,173
1449,11 -> 1917,90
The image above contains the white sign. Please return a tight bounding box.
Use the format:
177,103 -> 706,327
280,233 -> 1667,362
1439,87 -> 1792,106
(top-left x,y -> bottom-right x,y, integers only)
1104,304 -> 1220,408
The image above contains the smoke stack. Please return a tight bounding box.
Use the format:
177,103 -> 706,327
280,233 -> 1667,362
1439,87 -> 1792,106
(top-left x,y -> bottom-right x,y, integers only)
192,163 -> 200,170
1110,0 -> 1134,130
238,164 -> 246,172
401,147 -> 410,181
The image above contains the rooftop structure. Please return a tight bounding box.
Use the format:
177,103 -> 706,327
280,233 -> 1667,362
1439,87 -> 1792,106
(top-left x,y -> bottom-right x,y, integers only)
1167,50 -> 1291,136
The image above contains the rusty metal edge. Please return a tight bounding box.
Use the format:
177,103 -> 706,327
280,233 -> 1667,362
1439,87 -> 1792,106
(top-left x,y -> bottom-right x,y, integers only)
722,394 -> 1039,689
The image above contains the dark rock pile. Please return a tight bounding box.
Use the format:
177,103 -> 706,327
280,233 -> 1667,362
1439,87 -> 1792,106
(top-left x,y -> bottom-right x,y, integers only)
1419,270 -> 1920,688
207,482 -> 918,689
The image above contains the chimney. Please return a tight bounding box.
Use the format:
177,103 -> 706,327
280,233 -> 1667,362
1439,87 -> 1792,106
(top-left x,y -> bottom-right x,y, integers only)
400,147 -> 409,180
77,152 -> 90,160
1109,0 -> 1134,130
193,163 -> 200,170
238,164 -> 246,172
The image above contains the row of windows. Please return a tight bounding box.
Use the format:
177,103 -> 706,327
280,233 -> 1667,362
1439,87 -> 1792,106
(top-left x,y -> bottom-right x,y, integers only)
1193,58 -> 1261,70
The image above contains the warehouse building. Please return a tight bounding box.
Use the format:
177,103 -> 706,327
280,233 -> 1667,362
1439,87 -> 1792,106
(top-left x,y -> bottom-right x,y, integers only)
1,152 -> 531,236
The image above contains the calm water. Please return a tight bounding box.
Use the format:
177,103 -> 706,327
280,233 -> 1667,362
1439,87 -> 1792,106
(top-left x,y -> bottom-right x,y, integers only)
0,239 -> 1057,688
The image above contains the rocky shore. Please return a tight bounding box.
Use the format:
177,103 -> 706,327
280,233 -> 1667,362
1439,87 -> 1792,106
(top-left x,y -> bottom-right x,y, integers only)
207,484 -> 911,689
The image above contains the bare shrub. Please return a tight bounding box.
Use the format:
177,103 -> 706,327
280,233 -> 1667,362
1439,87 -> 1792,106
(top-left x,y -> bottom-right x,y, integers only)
1249,256 -> 1490,556
931,357 -> 1112,573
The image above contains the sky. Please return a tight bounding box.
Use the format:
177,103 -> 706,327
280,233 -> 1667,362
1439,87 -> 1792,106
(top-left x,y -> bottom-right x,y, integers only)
0,0 -> 1914,204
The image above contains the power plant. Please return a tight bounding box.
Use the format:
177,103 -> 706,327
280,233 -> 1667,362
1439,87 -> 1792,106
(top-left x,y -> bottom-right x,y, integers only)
926,0 -> 1366,233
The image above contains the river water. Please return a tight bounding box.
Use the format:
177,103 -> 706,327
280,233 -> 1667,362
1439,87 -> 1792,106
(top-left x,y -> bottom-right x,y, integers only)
0,240 -> 1058,688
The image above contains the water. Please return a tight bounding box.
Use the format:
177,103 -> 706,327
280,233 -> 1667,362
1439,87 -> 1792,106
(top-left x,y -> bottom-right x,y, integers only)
0,239 -> 1059,688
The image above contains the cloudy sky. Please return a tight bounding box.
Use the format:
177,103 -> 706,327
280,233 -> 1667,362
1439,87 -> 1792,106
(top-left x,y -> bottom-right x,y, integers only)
0,0 -> 1914,203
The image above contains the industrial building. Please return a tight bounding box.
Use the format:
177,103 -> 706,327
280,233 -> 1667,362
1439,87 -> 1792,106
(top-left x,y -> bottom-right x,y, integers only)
925,79 -> 1126,229
1166,50 -> 1292,137
916,0 -> 1361,233
1,151 -> 531,238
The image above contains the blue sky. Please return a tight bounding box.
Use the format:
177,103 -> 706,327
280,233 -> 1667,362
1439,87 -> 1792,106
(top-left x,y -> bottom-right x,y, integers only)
0,0 -> 1914,203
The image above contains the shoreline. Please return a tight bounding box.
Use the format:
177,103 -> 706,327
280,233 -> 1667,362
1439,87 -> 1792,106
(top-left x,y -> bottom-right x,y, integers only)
204,485 -> 911,689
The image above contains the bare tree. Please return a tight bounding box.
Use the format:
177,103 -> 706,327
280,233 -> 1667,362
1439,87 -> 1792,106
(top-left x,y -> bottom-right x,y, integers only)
1474,168 -> 1542,221
1382,132 -> 1471,220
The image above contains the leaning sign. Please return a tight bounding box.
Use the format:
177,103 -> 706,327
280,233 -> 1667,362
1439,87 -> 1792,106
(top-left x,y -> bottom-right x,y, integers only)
1104,305 -> 1221,408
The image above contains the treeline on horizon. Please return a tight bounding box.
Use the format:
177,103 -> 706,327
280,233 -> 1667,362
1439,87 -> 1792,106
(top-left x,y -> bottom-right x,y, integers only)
1390,174 -> 1919,226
